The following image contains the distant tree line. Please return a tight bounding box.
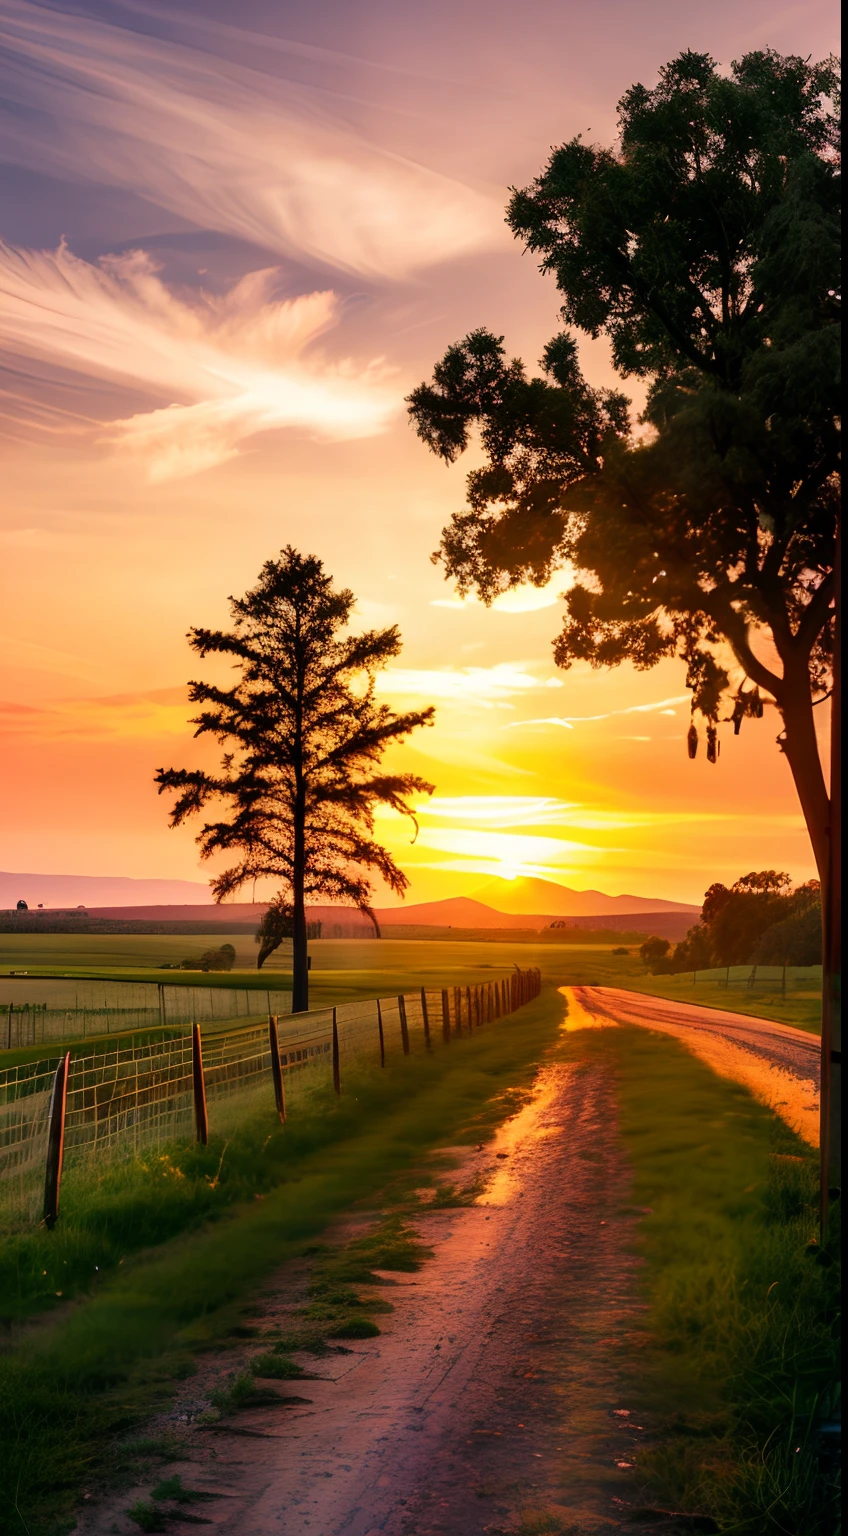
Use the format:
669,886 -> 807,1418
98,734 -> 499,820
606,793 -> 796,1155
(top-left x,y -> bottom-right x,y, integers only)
639,871 -> 822,972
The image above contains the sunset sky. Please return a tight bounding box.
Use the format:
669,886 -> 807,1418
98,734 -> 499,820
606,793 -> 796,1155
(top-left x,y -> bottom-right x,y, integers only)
0,0 -> 838,908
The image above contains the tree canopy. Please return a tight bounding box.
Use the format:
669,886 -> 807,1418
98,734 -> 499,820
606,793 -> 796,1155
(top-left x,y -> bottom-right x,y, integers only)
409,49 -> 840,879
156,548 -> 434,1009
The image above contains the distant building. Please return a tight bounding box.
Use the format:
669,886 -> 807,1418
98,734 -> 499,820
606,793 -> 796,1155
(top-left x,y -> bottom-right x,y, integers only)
16,899 -> 27,912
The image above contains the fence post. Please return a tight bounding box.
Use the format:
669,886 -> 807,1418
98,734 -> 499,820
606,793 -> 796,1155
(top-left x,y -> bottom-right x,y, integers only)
466,985 -> 473,1030
453,986 -> 461,1034
6,1001 -> 11,1050
398,995 -> 410,1055
332,1008 -> 341,1094
43,1051 -> 71,1229
192,1022 -> 208,1145
268,1015 -> 286,1124
420,987 -> 431,1049
441,989 -> 451,1043
377,998 -> 386,1067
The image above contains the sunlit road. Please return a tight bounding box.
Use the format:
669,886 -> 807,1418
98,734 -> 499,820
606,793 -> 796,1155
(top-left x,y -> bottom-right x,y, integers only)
572,985 -> 821,1144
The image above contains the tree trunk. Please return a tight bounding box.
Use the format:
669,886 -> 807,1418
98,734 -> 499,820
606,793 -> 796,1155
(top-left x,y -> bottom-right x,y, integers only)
778,666 -> 831,885
820,521 -> 841,1231
292,788 -> 308,1013
778,623 -> 840,1232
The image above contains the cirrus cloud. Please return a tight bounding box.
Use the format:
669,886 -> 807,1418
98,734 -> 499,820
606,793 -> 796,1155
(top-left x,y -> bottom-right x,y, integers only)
0,240 -> 397,478
0,0 -> 499,280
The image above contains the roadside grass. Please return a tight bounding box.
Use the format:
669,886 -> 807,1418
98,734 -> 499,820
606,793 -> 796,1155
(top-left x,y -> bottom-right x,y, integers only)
591,1024 -> 839,1535
621,971 -> 822,1034
0,988 -> 561,1535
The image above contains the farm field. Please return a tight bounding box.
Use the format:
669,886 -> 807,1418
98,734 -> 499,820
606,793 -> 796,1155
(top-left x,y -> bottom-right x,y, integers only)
0,933 -> 822,1041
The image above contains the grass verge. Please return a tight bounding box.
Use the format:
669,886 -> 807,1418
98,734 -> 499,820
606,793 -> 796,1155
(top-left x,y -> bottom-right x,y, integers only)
0,989 -> 560,1535
589,1024 -> 839,1534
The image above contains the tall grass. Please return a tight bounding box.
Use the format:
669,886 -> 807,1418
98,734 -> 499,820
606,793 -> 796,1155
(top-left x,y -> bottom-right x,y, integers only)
597,1025 -> 839,1534
0,991 -> 561,1534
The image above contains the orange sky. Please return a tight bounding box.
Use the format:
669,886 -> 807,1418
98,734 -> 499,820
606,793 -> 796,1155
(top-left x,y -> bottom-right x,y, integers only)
0,0 -> 838,907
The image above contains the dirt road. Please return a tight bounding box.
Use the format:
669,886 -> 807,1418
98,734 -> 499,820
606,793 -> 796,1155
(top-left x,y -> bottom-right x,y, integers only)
84,1050 -> 661,1536
571,986 -> 820,1146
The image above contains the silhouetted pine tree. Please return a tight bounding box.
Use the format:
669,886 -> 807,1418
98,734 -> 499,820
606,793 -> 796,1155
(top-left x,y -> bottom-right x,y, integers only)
156,548 -> 434,1010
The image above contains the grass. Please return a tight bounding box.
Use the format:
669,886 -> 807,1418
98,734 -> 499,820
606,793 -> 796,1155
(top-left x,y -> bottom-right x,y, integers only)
0,986 -> 561,1534
1,937 -> 821,1072
584,1023 -> 839,1534
623,969 -> 822,1034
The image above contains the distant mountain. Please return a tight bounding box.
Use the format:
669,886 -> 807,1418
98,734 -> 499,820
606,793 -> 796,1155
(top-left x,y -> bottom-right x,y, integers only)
0,871 -> 213,909
469,875 -> 699,916
1,869 -> 698,922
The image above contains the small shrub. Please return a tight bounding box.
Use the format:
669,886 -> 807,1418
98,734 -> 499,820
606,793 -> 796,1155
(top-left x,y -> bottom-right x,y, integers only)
150,1473 -> 217,1504
127,1502 -> 165,1533
250,1352 -> 304,1380
328,1316 -> 381,1339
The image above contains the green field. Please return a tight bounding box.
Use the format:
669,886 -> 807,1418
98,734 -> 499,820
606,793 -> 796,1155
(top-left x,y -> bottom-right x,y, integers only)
0,932 -> 822,1041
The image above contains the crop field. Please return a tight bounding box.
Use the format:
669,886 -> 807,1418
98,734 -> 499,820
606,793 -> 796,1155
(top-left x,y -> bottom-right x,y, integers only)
0,933 -> 823,1045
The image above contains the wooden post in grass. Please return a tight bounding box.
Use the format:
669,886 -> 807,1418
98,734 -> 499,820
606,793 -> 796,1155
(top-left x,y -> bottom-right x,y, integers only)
377,998 -> 386,1067
420,987 -> 431,1049
6,1002 -> 11,1051
268,1015 -> 286,1124
398,995 -> 410,1055
43,1051 -> 70,1229
192,1022 -> 208,1145
441,989 -> 451,1042
332,1007 -> 341,1094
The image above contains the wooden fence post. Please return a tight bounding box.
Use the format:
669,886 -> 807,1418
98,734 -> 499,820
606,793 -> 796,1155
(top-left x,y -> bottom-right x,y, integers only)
441,989 -> 451,1043
192,1022 -> 208,1145
420,987 -> 431,1049
332,1007 -> 341,1094
377,998 -> 386,1066
6,1002 -> 11,1051
454,986 -> 461,1034
43,1051 -> 70,1229
398,995 -> 410,1055
268,1015 -> 286,1124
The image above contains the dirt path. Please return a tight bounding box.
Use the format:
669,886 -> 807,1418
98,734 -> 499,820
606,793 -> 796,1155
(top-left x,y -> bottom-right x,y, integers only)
572,985 -> 820,1146
82,1048 -> 663,1536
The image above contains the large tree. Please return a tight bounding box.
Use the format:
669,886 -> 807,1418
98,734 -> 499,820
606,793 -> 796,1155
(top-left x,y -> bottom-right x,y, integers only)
410,48 -> 840,1210
156,549 -> 434,1011
409,48 -> 839,882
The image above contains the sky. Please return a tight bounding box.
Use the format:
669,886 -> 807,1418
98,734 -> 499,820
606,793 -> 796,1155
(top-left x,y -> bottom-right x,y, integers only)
0,0 -> 838,908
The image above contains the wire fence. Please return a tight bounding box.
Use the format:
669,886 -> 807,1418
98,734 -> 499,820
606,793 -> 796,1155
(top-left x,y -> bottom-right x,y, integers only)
677,963 -> 823,993
0,980 -> 293,1049
0,970 -> 541,1228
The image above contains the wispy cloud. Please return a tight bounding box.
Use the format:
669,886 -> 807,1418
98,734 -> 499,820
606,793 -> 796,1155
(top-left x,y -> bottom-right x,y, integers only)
0,242 -> 396,478
402,794 -> 769,831
377,664 -> 564,704
505,694 -> 691,729
431,572 -> 574,614
0,687 -> 193,742
0,1 -> 498,280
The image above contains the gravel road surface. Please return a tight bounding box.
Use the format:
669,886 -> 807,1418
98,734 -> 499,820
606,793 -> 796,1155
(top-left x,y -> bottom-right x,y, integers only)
572,986 -> 820,1145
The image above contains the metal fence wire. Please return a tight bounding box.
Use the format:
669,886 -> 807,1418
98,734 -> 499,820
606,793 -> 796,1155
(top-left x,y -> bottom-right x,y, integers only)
0,981 -> 293,1050
0,969 -> 541,1227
